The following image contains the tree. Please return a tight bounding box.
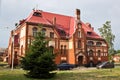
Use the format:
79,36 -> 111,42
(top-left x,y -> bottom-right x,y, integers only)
20,26 -> 56,79
98,21 -> 115,54
116,50 -> 120,53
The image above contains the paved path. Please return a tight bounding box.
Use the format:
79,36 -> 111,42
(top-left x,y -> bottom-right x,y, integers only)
72,67 -> 96,71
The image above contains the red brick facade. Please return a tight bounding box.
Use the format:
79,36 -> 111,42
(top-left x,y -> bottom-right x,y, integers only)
8,9 -> 108,66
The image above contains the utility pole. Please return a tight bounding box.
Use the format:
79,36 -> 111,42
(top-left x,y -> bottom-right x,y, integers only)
11,30 -> 15,70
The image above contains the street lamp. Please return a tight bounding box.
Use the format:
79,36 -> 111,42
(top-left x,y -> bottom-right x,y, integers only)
11,30 -> 15,70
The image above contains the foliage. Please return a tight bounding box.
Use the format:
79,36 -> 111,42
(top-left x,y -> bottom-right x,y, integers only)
116,50 -> 120,53
20,26 -> 56,79
98,21 -> 115,54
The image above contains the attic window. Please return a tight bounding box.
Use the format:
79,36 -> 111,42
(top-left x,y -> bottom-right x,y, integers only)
33,12 -> 42,17
60,30 -> 66,36
87,41 -> 94,46
87,31 -> 92,35
96,42 -> 102,46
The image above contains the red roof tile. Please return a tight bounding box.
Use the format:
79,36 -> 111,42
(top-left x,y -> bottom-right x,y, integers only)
24,10 -> 102,39
81,22 -> 102,39
26,10 -> 75,37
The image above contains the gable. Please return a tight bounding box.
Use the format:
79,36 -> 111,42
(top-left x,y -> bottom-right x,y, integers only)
19,9 -> 103,40
81,22 -> 102,39
25,10 -> 75,38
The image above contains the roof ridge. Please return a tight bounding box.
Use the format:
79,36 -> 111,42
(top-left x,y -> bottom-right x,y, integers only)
43,10 -> 74,18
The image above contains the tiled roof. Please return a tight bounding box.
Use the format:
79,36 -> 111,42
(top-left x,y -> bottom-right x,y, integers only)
81,22 -> 102,39
24,10 -> 102,39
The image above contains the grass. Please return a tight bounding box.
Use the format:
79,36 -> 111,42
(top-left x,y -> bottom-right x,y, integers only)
0,62 -> 120,80
1,68 -> 120,80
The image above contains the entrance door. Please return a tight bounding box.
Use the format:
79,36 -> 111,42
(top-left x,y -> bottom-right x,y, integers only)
78,56 -> 83,66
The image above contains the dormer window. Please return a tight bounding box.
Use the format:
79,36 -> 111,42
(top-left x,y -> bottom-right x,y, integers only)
96,42 -> 102,46
87,41 -> 94,46
60,30 -> 66,36
87,31 -> 92,35
33,12 -> 42,17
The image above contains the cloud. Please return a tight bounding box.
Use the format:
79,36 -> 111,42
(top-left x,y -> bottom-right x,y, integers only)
0,0 -> 120,49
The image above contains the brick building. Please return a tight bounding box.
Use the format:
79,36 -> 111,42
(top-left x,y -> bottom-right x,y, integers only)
0,48 -> 8,62
8,9 -> 108,66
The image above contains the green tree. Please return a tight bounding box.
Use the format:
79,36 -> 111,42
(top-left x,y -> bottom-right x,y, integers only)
20,26 -> 56,79
98,21 -> 115,54
116,50 -> 120,53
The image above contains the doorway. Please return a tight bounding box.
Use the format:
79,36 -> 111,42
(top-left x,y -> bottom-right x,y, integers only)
78,56 -> 83,66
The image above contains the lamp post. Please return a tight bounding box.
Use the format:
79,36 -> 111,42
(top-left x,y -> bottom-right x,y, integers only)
11,30 -> 15,70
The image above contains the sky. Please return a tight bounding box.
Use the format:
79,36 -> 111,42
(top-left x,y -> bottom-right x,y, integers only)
0,0 -> 120,50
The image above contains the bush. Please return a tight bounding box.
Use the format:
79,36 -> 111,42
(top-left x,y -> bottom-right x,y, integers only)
20,27 -> 56,79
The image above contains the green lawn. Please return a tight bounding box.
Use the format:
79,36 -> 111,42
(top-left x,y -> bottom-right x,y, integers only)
0,67 -> 120,80
0,62 -> 120,80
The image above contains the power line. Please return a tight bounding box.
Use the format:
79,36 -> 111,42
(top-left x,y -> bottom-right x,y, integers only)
0,27 -> 9,29
0,26 -> 14,30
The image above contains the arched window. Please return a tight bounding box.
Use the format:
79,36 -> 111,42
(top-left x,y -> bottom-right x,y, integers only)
64,45 -> 66,54
97,50 -> 101,57
42,28 -> 46,35
96,42 -> 102,46
88,49 -> 93,56
32,27 -> 38,37
61,45 -> 63,54
87,41 -> 94,46
33,12 -> 42,17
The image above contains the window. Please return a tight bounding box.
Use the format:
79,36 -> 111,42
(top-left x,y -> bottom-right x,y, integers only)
42,28 -> 46,35
33,12 -> 42,17
87,41 -> 94,46
87,31 -> 92,35
14,51 -> 17,59
64,45 -> 66,54
50,32 -> 54,38
78,23 -> 82,28
61,45 -> 63,54
32,27 -> 38,37
88,49 -> 93,56
21,46 -> 23,55
78,40 -> 81,48
96,42 -> 102,46
49,46 -> 54,54
78,31 -> 81,38
60,30 -> 66,36
97,50 -> 101,57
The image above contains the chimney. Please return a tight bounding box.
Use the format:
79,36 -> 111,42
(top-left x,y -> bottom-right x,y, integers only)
53,17 -> 56,25
76,9 -> 81,22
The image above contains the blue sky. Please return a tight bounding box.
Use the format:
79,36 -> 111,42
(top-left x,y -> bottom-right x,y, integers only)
0,0 -> 120,50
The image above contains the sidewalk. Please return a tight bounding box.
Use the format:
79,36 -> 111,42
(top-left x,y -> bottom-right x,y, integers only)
73,66 -> 96,71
